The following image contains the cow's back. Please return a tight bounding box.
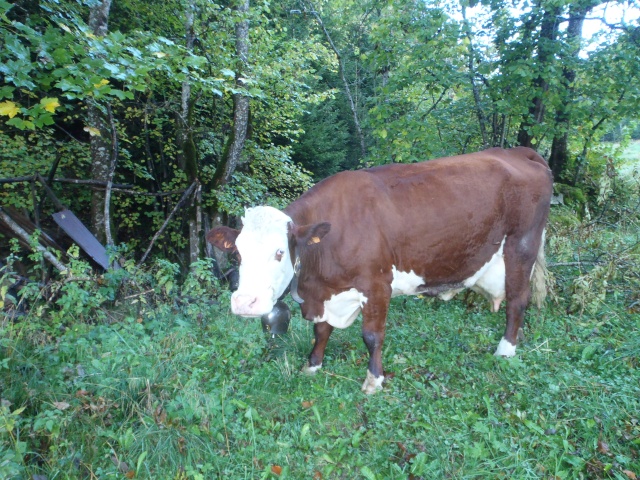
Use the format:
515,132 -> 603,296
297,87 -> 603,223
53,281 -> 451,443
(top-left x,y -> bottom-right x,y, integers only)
285,147 -> 552,286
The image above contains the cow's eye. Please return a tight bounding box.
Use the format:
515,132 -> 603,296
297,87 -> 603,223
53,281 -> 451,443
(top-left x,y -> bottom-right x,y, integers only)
275,249 -> 285,262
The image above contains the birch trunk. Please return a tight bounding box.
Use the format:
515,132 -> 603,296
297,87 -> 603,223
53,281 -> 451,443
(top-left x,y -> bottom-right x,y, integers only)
88,0 -> 113,245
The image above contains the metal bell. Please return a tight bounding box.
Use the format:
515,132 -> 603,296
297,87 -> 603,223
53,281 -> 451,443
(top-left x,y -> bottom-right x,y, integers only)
260,300 -> 291,336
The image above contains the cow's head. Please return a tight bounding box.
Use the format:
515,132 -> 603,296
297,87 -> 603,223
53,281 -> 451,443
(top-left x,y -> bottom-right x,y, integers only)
207,206 -> 292,316
207,206 -> 331,317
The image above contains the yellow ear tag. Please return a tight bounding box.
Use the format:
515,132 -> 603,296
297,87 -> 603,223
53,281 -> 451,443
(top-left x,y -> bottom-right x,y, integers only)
308,236 -> 321,245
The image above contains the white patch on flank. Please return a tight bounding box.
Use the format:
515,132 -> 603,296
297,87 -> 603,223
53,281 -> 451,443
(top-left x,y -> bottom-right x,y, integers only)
464,237 -> 506,311
361,370 -> 384,394
494,337 -> 516,357
313,288 -> 368,329
303,364 -> 322,375
390,266 -> 425,297
463,237 -> 506,288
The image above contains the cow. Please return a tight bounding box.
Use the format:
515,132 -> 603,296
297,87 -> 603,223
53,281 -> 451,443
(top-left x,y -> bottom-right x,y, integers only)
207,147 -> 553,394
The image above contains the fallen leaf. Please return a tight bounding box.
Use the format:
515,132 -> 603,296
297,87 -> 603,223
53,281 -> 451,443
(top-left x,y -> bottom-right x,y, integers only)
111,455 -> 129,473
597,439 -> 610,455
76,389 -> 90,398
154,405 -> 167,425
125,471 -> 135,479
53,401 -> 70,410
313,471 -> 323,479
622,470 -> 637,480
302,400 -> 314,409
271,465 -> 282,475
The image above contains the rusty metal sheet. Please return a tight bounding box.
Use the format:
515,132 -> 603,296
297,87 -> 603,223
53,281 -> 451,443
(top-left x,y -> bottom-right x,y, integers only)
52,210 -> 110,270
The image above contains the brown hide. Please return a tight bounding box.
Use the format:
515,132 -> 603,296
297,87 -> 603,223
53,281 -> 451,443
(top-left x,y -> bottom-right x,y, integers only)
286,147 -> 551,318
283,147 -> 552,391
209,147 -> 553,393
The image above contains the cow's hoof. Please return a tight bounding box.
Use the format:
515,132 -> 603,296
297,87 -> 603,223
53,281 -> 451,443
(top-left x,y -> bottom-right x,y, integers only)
361,370 -> 384,394
302,363 -> 322,375
494,337 -> 516,357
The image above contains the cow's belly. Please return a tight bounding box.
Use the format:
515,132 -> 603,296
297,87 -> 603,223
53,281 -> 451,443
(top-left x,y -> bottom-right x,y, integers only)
390,237 -> 506,309
314,288 -> 368,329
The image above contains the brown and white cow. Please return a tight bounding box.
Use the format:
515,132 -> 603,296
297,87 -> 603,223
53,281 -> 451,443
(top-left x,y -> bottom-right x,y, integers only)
207,147 -> 553,394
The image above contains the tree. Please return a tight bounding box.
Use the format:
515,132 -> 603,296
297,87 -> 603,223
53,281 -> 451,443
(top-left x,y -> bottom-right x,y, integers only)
548,1 -> 598,181
87,0 -> 115,246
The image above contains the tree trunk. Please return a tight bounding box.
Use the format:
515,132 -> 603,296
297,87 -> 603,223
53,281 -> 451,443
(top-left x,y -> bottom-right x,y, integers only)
213,0 -> 250,188
548,2 -> 597,181
305,2 -> 367,159
176,1 -> 202,265
88,0 -> 113,245
517,4 -> 560,149
462,5 -> 488,148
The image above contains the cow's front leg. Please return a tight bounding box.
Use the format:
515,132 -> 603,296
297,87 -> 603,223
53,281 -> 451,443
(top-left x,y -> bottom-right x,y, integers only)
361,291 -> 390,394
303,321 -> 334,374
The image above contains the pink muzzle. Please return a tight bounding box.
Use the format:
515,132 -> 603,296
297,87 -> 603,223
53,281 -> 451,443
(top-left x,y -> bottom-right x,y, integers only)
230,291 -> 274,317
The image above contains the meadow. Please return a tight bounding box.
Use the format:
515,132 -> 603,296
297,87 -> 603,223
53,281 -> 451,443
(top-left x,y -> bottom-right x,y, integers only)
1,144 -> 639,479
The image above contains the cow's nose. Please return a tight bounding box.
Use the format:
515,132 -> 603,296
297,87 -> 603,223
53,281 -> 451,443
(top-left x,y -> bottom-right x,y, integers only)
230,293 -> 258,315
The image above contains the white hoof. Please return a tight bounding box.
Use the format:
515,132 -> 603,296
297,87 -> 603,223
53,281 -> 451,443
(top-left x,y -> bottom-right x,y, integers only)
494,337 -> 516,357
361,370 -> 384,394
302,363 -> 322,375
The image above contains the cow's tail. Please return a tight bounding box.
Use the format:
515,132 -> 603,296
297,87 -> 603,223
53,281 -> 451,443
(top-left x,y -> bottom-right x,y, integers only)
531,229 -> 547,308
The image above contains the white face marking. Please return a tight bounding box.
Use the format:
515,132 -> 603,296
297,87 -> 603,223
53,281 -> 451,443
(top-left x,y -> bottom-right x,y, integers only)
361,370 -> 384,394
230,206 -> 294,317
494,337 -> 516,357
313,288 -> 368,329
390,266 -> 425,297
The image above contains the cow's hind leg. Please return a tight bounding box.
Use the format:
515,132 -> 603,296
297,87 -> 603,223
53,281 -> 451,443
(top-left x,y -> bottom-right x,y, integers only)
496,233 -> 541,357
361,287 -> 391,394
303,321 -> 334,374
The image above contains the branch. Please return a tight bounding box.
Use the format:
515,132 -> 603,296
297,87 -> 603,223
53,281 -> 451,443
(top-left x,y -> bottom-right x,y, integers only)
56,178 -> 133,188
548,261 -> 601,267
104,103 -> 119,247
0,207 -> 68,273
137,180 -> 199,266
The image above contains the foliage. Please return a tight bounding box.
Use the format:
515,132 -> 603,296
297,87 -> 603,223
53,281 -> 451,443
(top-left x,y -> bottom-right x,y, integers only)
0,0 -> 329,264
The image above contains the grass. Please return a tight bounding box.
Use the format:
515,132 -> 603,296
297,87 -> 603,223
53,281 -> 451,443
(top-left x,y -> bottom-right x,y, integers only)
2,287 -> 639,479
1,144 -> 639,479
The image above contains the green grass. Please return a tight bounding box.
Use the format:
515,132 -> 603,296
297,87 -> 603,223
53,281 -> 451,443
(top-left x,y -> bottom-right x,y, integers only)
2,290 -> 639,479
2,147 -> 639,479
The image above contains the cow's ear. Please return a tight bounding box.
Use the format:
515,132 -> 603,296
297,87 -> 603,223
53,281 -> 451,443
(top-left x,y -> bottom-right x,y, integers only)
206,226 -> 239,253
291,222 -> 331,246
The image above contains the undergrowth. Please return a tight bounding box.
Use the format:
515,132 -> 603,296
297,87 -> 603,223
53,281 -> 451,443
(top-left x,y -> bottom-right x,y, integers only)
1,157 -> 639,479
